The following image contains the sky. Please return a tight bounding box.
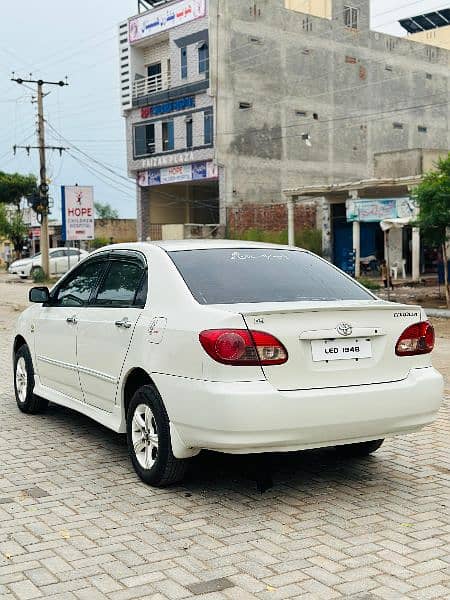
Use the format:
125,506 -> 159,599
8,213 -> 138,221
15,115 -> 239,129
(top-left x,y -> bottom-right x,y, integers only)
0,0 -> 448,219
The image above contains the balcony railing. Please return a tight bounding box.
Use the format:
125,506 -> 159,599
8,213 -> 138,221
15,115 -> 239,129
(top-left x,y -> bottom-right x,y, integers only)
133,73 -> 171,100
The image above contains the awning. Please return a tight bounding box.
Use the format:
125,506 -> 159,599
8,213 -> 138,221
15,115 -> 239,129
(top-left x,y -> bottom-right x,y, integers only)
380,217 -> 412,232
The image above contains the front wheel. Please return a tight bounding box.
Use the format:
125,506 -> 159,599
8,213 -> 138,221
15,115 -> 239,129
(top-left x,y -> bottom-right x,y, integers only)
335,439 -> 384,458
14,345 -> 48,414
126,386 -> 189,487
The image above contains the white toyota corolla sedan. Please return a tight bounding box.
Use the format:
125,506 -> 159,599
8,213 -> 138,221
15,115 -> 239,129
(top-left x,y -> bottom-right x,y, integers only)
8,247 -> 88,278
13,241 -> 443,486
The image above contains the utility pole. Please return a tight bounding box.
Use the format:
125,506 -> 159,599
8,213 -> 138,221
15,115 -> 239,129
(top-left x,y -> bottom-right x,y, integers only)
11,74 -> 68,278
36,81 -> 50,279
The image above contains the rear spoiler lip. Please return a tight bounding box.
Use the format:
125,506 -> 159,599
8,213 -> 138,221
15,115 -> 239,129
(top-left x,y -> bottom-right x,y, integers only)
209,301 -> 423,317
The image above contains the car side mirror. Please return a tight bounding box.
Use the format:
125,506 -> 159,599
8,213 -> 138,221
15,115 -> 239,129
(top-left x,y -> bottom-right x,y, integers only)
29,287 -> 50,304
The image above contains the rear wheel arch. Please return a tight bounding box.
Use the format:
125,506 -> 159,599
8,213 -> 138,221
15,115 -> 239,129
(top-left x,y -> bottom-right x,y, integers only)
122,368 -> 158,418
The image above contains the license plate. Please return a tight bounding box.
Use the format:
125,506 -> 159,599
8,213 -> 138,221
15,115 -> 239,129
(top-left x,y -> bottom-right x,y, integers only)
311,338 -> 372,362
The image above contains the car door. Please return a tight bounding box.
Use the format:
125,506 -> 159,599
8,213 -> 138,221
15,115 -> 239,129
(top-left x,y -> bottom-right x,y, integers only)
76,252 -> 147,412
33,257 -> 108,401
67,248 -> 82,271
51,249 -> 68,274
48,250 -> 62,275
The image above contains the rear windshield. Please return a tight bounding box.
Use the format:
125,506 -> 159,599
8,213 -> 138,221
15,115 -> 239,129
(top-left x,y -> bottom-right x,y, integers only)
168,249 -> 373,304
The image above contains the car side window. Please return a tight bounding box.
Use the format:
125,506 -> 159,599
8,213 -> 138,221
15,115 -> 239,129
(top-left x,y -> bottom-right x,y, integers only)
66,249 -> 80,256
54,261 -> 104,307
51,250 -> 65,259
94,261 -> 145,307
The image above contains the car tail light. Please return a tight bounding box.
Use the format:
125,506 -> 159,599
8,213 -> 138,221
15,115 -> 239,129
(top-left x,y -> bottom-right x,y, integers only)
199,329 -> 288,366
395,321 -> 435,356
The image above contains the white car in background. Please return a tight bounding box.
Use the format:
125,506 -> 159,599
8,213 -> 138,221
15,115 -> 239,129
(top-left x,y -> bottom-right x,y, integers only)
8,247 -> 88,278
12,241 -> 443,487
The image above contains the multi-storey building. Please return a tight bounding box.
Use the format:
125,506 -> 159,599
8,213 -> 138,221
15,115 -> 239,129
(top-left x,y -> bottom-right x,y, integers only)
119,0 -> 218,241
119,0 -> 450,252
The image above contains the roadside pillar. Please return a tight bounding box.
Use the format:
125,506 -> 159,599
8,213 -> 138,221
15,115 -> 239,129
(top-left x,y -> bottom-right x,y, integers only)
349,191 -> 360,278
353,221 -> 361,277
287,196 -> 295,247
412,227 -> 420,282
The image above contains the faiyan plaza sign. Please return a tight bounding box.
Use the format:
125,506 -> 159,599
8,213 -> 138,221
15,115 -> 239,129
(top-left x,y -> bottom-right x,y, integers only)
129,0 -> 206,43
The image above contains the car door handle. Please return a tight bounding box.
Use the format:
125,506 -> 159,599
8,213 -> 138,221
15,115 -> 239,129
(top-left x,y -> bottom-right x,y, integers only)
115,318 -> 132,329
66,315 -> 78,324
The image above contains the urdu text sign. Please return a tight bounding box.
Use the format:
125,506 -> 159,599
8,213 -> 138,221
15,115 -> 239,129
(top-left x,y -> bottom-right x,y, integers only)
61,186 -> 95,241
129,0 -> 206,43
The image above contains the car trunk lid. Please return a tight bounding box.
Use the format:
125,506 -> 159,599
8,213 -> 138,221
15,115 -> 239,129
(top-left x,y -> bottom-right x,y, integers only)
227,300 -> 426,390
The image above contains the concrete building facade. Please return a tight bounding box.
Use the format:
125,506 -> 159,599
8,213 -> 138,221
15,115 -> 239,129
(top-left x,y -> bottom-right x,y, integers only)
119,0 -> 450,262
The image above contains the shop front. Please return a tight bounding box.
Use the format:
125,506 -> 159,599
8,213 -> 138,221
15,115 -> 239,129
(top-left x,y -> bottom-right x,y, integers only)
283,176 -> 433,282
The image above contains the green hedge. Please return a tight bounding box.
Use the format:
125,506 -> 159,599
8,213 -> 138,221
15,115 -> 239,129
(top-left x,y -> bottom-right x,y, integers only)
227,227 -> 323,256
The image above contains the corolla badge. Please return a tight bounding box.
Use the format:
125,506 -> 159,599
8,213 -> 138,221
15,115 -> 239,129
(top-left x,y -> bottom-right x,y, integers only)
336,323 -> 353,337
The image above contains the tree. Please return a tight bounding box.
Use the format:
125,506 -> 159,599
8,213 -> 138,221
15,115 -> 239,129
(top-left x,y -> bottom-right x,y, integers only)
414,154 -> 450,308
0,204 -> 28,258
0,171 -> 37,208
94,202 -> 119,220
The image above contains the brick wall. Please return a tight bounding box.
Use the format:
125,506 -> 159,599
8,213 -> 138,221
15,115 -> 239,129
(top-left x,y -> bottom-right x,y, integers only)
95,219 -> 137,243
227,203 -> 317,234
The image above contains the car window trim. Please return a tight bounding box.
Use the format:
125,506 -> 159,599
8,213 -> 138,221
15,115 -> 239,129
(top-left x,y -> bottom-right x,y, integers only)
48,249 -> 148,308
90,256 -> 147,309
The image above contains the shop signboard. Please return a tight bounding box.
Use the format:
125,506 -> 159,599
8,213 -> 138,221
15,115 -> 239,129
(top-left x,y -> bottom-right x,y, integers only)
61,186 -> 95,241
138,161 -> 218,187
129,0 -> 206,43
161,164 -> 192,185
141,97 -> 195,119
346,199 -> 397,222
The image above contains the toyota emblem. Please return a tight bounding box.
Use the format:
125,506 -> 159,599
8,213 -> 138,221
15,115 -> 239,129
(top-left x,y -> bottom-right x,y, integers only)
336,323 -> 353,337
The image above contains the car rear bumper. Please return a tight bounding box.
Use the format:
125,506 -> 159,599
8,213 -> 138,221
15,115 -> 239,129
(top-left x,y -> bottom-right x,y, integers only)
157,367 -> 444,456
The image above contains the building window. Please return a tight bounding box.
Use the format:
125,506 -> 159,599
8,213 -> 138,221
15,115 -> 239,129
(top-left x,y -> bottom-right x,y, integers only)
147,62 -> 162,91
393,122 -> 403,130
418,125 -> 427,133
198,43 -> 209,74
134,123 -> 155,157
344,6 -> 359,29
204,112 -> 213,145
186,118 -> 193,148
162,120 -> 174,151
181,47 -> 188,79
239,101 -> 252,110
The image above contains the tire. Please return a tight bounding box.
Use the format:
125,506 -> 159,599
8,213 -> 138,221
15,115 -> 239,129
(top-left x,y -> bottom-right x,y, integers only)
126,385 -> 189,487
335,439 -> 384,458
14,344 -> 49,414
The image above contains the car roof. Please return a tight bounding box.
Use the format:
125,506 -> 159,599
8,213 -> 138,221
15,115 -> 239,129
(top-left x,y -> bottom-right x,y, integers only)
93,240 -> 303,253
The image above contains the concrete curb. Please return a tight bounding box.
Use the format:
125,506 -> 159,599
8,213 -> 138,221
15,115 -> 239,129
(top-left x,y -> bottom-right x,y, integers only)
425,308 -> 450,319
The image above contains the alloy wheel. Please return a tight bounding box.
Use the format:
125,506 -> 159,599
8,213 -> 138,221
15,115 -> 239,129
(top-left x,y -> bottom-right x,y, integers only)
131,403 -> 159,470
15,357 -> 28,403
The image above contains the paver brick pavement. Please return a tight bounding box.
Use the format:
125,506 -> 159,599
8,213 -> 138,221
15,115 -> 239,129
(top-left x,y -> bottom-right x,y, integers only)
0,274 -> 449,598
